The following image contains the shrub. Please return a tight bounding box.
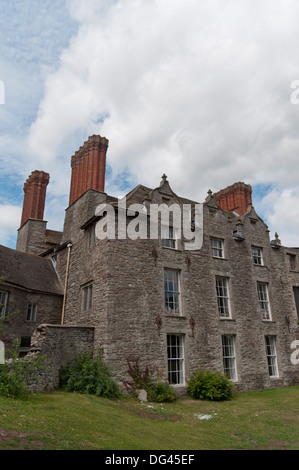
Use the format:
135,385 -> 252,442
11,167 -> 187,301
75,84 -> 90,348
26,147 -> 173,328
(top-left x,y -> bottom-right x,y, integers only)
59,353 -> 121,399
124,360 -> 177,402
0,339 -> 47,398
123,360 -> 154,394
147,381 -> 177,403
187,368 -> 235,401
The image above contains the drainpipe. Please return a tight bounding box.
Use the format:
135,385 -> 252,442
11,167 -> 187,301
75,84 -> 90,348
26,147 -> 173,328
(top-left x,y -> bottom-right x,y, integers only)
61,241 -> 72,326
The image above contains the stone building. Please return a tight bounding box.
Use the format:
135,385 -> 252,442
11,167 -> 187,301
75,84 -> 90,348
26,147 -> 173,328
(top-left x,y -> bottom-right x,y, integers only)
0,134 -> 298,392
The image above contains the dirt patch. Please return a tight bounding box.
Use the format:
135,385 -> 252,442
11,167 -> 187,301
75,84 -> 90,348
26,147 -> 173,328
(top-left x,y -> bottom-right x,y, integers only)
0,429 -> 44,450
126,406 -> 181,422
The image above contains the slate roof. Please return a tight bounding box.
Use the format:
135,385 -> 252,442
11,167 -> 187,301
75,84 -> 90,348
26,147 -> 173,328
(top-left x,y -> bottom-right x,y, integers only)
0,244 -> 63,295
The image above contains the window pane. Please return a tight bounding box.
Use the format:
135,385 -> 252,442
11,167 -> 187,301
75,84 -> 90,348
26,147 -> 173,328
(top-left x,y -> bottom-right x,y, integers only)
0,291 -> 8,318
265,336 -> 278,376
162,227 -> 176,249
167,335 -> 184,384
222,335 -> 237,380
211,239 -> 223,258
164,270 -> 180,314
27,303 -> 37,322
216,278 -> 230,317
257,283 -> 271,320
252,247 -> 263,265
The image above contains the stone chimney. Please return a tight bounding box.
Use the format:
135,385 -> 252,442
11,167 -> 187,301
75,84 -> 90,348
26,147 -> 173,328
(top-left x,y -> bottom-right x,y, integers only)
20,170 -> 50,227
69,135 -> 109,206
214,182 -> 252,216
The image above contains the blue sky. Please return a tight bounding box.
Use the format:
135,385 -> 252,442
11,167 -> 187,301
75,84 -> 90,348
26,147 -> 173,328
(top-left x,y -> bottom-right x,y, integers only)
1,0 -> 299,249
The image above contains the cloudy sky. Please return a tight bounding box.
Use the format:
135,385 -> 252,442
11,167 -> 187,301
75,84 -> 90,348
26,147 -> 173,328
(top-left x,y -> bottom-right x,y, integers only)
1,0 -> 299,248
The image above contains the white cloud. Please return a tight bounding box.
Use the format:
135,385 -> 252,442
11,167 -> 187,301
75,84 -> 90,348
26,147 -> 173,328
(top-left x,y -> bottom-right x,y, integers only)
259,187 -> 299,247
0,205 -> 22,246
27,1 -> 299,193
3,0 -> 299,246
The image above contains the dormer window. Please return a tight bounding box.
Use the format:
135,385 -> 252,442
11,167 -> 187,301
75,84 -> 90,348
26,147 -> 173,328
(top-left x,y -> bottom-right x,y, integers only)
252,247 -> 263,265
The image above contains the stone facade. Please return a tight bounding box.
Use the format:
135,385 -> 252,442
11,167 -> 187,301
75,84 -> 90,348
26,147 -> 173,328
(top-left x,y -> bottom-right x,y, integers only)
1,286 -> 62,353
2,134 -> 299,394
28,324 -> 95,391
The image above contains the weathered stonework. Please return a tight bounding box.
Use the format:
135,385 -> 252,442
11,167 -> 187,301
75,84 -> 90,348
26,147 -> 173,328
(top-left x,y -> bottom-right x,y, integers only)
2,134 -> 299,394
28,324 -> 94,391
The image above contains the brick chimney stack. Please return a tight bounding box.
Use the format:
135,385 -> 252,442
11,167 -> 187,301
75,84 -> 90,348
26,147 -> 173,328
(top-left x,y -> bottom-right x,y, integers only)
20,170 -> 50,227
214,182 -> 252,216
69,135 -> 109,206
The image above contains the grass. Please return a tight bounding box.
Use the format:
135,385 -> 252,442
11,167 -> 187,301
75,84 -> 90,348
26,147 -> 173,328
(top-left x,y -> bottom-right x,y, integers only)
0,386 -> 298,450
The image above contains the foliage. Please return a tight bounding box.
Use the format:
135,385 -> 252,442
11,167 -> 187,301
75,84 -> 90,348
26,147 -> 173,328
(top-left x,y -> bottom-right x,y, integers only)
0,339 -> 47,398
124,360 -> 177,403
123,360 -> 154,393
187,368 -> 236,401
147,381 -> 177,403
59,352 -> 121,399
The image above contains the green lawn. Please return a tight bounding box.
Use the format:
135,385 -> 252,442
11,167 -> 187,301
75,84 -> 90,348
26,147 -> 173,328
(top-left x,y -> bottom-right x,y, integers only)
0,386 -> 298,450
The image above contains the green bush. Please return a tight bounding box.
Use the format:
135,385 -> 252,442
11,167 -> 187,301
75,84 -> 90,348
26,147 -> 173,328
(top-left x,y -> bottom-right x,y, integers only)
59,353 -> 121,399
147,381 -> 177,403
0,340 -> 47,398
124,360 -> 177,402
187,368 -> 235,401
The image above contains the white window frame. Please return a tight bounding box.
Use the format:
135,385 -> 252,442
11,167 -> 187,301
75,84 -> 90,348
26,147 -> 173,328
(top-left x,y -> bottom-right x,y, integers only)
257,282 -> 271,320
167,334 -> 184,385
211,238 -> 224,258
265,336 -> 279,377
252,246 -> 263,265
0,291 -> 8,319
164,269 -> 181,314
82,284 -> 93,312
162,226 -> 177,249
222,335 -> 237,381
216,277 -> 231,318
27,303 -> 38,322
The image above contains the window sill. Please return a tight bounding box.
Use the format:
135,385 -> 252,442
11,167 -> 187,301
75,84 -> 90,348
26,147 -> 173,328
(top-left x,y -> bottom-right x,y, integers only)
219,317 -> 235,321
212,256 -> 228,260
161,246 -> 182,252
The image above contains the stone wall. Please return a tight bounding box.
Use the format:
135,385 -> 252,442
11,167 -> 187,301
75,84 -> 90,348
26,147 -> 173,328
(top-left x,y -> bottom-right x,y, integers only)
1,285 -> 62,351
28,324 -> 95,391
45,180 -> 299,394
